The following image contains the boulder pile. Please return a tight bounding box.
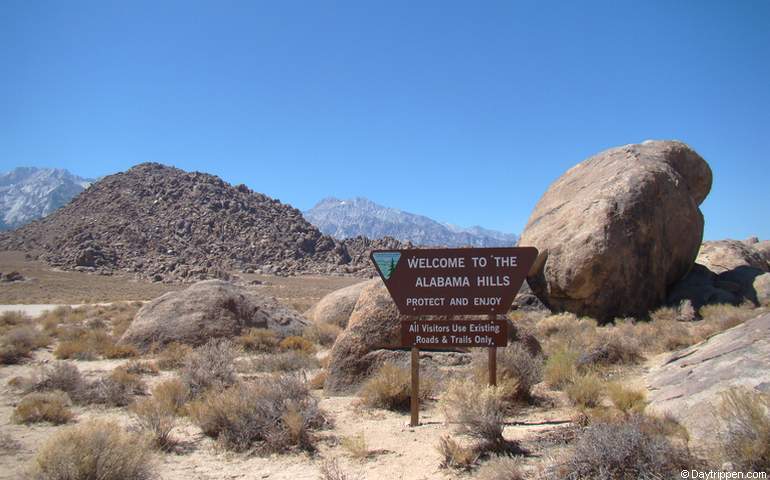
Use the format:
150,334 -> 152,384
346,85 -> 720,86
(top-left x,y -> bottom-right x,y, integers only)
0,163 -> 403,281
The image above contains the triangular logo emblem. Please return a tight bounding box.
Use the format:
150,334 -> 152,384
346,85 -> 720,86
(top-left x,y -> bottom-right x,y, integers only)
373,251 -> 401,280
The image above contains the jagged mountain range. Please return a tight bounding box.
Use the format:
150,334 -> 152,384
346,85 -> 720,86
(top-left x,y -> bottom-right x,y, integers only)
0,167 -> 92,230
304,197 -> 518,247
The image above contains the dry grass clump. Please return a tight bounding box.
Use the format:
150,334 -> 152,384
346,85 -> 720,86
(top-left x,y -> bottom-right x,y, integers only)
718,387 -> 770,472
31,419 -> 153,480
565,372 -> 604,409
475,455 -> 525,480
238,351 -> 319,373
548,414 -> 699,479
30,362 -> 84,396
303,322 -> 342,347
341,432 -> 370,460
122,360 -> 160,376
53,330 -> 123,360
606,383 -> 647,414
189,374 -> 327,453
154,342 -> 192,370
0,325 -> 50,364
440,378 -> 515,453
437,435 -> 478,470
357,362 -> 435,411
279,335 -> 316,354
130,396 -> 176,450
474,343 -> 544,403
579,326 -> 644,367
308,370 -> 328,390
12,391 -> 74,425
151,378 -> 189,416
319,459 -> 361,480
0,310 -> 29,333
700,303 -> 757,332
544,347 -> 579,390
236,328 -> 279,353
180,339 -> 238,398
79,369 -> 147,407
103,343 -> 139,359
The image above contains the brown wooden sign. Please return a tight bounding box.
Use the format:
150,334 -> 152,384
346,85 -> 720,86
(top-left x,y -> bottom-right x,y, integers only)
401,319 -> 508,348
370,247 -> 538,315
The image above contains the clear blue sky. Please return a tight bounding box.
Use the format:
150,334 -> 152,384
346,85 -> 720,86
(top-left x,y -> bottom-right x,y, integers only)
1,1 -> 768,240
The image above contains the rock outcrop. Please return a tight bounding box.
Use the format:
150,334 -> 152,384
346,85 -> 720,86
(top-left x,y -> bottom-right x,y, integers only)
519,140 -> 712,322
696,240 -> 769,274
305,278 -> 378,328
646,312 -> 770,447
0,163 -> 402,281
668,239 -> 770,309
120,280 -> 309,350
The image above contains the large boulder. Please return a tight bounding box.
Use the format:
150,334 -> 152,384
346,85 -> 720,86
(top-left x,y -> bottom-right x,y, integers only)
305,278 -> 378,327
324,280 -> 407,394
646,312 -> 770,448
696,240 -> 769,274
519,140 -> 712,322
120,280 -> 309,350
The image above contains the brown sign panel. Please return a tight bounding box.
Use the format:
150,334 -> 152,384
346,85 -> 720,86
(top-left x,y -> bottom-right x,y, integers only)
401,319 -> 508,348
371,247 -> 538,315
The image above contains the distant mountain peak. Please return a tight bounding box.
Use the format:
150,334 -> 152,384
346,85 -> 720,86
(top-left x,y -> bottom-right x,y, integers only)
304,196 -> 517,247
0,167 -> 93,230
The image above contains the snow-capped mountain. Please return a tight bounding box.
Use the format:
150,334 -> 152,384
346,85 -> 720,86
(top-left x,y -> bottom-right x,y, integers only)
304,197 -> 518,247
0,167 -> 93,230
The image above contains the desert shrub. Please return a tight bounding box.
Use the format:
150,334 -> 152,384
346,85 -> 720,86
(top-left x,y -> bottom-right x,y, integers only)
650,305 -> 679,323
550,414 -> 697,479
535,312 -> 580,338
700,303 -> 757,330
437,435 -> 478,470
237,328 -> 279,353
31,419 -> 153,480
440,378 -> 512,452
475,455 -> 525,480
189,375 -> 327,453
151,377 -> 189,415
53,339 -> 95,360
303,323 -> 342,347
80,369 -> 146,407
566,372 -> 603,408
53,330 -> 116,360
13,391 -> 74,425
606,383 -> 647,414
319,459 -> 360,480
308,370 -> 328,390
103,343 -> 138,359
180,339 -> 239,398
474,343 -> 543,403
341,432 -> 370,460
130,397 -> 176,450
0,326 -> 50,364
155,342 -> 192,370
279,335 -> 316,354
358,362 -> 435,411
31,362 -> 84,395
122,360 -> 160,376
544,347 -> 578,389
718,387 -> 770,472
1,312 -> 31,338
238,351 -> 319,373
580,327 -> 643,366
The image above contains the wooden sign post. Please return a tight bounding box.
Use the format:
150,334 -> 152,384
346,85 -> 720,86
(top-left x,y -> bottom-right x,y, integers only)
370,247 -> 537,427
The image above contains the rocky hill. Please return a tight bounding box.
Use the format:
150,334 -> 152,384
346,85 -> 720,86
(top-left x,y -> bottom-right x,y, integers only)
0,167 -> 92,230
0,163 -> 402,281
304,196 -> 517,247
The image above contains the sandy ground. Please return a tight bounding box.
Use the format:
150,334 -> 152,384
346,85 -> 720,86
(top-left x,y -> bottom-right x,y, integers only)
0,343 -> 577,480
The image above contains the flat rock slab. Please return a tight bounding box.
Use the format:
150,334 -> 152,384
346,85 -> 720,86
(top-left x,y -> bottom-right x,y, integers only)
646,312 -> 770,447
